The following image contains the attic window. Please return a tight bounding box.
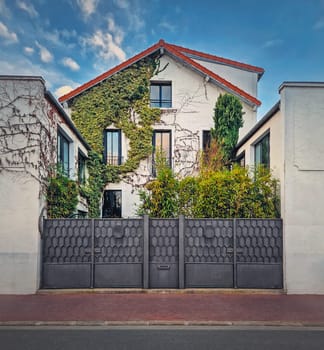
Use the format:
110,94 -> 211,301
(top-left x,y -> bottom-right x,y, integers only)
150,82 -> 172,108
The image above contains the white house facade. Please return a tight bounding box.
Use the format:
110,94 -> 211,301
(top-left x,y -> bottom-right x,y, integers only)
60,39 -> 264,218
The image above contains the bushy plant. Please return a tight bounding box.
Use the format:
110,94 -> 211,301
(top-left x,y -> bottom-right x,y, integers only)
137,153 -> 179,218
46,172 -> 78,218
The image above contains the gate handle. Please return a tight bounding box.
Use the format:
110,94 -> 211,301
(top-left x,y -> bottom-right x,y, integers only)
157,265 -> 170,270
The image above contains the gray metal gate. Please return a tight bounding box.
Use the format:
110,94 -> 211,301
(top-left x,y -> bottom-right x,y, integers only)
42,217 -> 282,289
149,219 -> 179,288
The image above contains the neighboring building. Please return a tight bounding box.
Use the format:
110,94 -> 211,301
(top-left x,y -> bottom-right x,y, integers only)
0,76 -> 90,293
236,82 -> 324,294
59,39 -> 264,218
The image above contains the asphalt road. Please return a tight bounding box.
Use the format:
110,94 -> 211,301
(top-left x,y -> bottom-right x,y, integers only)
0,326 -> 324,350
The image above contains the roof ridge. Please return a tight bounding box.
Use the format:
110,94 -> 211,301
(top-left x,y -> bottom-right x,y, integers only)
167,43 -> 264,75
59,40 -> 163,102
164,43 -> 261,106
59,39 -> 261,106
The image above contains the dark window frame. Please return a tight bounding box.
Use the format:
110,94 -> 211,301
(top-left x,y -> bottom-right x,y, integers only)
236,151 -> 246,167
150,81 -> 172,108
57,128 -> 71,177
254,131 -> 270,168
78,149 -> 87,185
202,130 -> 211,152
102,190 -> 122,218
104,129 -> 122,165
152,130 -> 172,176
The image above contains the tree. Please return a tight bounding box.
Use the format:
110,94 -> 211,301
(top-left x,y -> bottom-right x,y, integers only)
211,93 -> 244,162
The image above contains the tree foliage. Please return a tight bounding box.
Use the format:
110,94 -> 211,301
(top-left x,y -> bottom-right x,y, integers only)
46,172 -> 78,218
137,153 -> 179,218
138,160 -> 280,219
211,93 -> 244,162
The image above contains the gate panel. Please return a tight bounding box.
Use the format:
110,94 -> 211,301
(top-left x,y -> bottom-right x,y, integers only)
184,219 -> 234,288
236,219 -> 283,289
94,219 -> 143,288
149,219 -> 179,288
42,219 -> 92,288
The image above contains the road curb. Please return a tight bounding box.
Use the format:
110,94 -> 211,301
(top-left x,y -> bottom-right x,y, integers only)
1,320 -> 324,327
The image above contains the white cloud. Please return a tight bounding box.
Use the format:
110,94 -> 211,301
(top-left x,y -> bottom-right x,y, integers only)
0,0 -> 11,18
0,54 -> 79,91
113,0 -> 144,31
314,17 -> 324,30
114,0 -> 129,9
0,21 -> 18,43
83,29 -> 126,62
35,41 -> 53,63
16,0 -> 38,18
107,15 -> 124,45
77,0 -> 99,18
55,85 -> 74,98
24,46 -> 34,55
262,39 -> 283,49
159,20 -> 176,32
61,57 -> 80,71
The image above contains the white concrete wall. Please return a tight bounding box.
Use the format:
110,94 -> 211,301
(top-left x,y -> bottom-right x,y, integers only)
0,77 -> 89,293
280,83 -> 324,294
193,57 -> 259,99
0,78 -> 46,293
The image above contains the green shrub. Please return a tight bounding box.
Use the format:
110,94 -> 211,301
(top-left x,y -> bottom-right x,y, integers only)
46,173 -> 78,218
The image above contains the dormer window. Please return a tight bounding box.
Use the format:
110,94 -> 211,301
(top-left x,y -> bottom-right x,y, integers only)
150,82 -> 172,108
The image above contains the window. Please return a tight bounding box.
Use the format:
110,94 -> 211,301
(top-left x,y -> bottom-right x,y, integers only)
78,150 -> 86,184
255,133 -> 270,168
77,210 -> 87,218
236,151 -> 245,167
104,129 -> 122,165
150,82 -> 172,108
57,129 -> 71,177
102,190 -> 122,218
202,130 -> 211,152
152,130 -> 172,175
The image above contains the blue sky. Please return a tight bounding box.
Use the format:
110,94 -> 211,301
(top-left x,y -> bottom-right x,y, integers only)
1,0 -> 324,117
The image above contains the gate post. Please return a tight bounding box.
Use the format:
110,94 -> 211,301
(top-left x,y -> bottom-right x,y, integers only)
90,219 -> 95,289
143,215 -> 149,289
179,215 -> 185,289
233,218 -> 237,288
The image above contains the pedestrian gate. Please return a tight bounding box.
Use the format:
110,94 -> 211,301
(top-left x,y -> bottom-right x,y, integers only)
42,217 -> 283,289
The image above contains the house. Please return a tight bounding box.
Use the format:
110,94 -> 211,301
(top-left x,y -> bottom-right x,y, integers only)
235,82 -> 324,294
59,39 -> 264,218
0,75 -> 90,293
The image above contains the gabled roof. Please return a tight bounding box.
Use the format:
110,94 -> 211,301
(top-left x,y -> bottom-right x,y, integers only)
59,39 -> 262,107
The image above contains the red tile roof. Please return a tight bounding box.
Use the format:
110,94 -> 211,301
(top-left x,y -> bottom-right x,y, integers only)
167,43 -> 264,76
59,39 -> 262,106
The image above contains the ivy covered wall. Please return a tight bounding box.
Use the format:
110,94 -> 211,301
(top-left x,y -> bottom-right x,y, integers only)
69,56 -> 161,217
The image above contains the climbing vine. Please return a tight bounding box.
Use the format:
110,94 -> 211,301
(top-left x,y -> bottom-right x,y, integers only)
69,57 -> 162,217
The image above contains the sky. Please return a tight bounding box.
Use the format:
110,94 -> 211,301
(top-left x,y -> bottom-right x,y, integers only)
1,0 -> 324,118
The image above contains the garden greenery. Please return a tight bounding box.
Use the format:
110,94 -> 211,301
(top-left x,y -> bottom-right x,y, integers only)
46,172 -> 78,218
138,162 -> 280,219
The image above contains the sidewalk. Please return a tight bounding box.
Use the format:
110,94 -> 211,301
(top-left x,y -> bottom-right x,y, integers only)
1,290 -> 324,327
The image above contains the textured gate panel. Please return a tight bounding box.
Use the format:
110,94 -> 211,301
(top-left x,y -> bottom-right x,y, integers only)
236,219 -> 283,288
184,219 -> 234,288
42,219 -> 92,288
149,219 -> 179,288
93,219 -> 143,287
